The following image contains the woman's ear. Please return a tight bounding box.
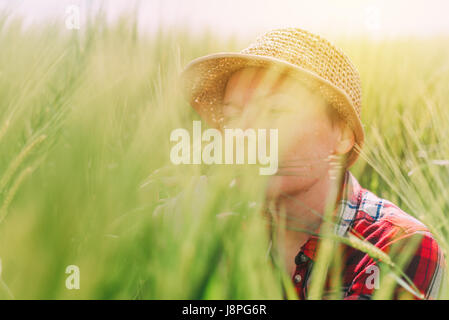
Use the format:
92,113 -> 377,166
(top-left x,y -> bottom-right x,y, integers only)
335,125 -> 355,155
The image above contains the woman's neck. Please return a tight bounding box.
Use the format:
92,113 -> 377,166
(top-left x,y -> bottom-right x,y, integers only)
272,171 -> 346,275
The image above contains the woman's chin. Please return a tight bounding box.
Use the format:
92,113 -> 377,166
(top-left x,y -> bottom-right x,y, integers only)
265,173 -> 319,199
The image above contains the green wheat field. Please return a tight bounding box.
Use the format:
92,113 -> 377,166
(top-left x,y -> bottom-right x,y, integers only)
0,11 -> 449,299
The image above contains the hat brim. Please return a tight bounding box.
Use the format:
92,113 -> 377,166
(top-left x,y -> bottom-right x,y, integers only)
181,52 -> 364,168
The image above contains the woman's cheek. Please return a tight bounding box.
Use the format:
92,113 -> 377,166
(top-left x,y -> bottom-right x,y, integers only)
287,125 -> 328,153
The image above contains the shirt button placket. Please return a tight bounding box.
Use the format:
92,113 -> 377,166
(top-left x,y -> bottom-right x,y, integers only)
293,252 -> 309,292
294,274 -> 302,284
295,252 -> 308,265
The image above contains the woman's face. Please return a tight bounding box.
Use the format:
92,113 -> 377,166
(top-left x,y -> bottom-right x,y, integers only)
222,67 -> 344,198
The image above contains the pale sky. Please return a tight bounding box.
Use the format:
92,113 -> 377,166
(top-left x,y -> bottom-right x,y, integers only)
1,0 -> 449,39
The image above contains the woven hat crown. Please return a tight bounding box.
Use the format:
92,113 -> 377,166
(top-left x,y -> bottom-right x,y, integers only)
241,28 -> 362,120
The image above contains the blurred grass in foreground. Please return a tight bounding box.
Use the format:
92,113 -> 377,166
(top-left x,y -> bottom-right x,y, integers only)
0,11 -> 448,299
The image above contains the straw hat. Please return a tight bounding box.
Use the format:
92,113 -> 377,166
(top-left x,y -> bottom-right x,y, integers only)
181,28 -> 364,168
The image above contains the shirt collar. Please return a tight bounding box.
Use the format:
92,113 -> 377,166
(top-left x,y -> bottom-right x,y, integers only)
299,170 -> 362,261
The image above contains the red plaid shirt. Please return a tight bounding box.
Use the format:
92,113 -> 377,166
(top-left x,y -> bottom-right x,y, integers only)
292,170 -> 446,300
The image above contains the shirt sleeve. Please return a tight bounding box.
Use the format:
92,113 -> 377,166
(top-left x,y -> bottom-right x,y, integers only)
398,232 -> 446,299
344,232 -> 446,300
